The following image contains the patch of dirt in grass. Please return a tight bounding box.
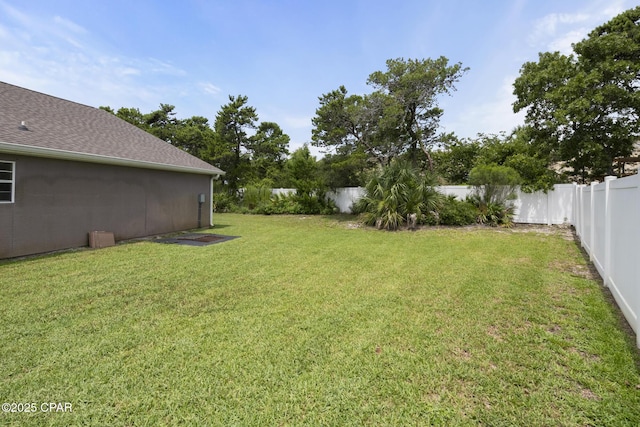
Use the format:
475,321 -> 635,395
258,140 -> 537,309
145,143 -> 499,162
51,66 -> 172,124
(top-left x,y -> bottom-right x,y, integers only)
550,259 -> 599,280
422,392 -> 442,404
345,220 -> 578,236
579,387 -> 601,401
512,320 -> 533,335
571,264 -> 599,280
547,324 -> 562,335
568,347 -> 601,363
507,224 -> 575,240
453,348 -> 472,360
487,325 -> 503,342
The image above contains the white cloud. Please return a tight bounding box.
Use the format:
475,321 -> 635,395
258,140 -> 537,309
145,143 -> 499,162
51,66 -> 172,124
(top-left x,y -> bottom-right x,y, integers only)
601,0 -> 627,18
53,15 -> 87,34
200,82 -> 222,95
527,0 -> 637,54
0,1 -> 192,113
50,16 -> 87,49
528,12 -> 589,47
442,76 -> 525,138
146,57 -> 186,76
0,1 -> 33,29
539,13 -> 588,35
547,29 -> 588,54
116,67 -> 141,77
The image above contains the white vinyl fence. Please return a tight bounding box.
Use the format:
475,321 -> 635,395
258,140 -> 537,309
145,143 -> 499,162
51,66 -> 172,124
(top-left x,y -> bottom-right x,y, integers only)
326,184 -> 575,225
573,175 -> 640,348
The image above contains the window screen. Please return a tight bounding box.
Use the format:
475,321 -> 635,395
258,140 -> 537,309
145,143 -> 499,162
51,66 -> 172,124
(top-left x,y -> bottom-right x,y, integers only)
0,161 -> 15,203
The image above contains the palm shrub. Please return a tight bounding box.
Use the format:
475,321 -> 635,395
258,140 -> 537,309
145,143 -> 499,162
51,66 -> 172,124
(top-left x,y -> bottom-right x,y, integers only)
242,184 -> 273,210
474,200 -> 516,227
467,164 -> 521,227
353,160 -> 441,230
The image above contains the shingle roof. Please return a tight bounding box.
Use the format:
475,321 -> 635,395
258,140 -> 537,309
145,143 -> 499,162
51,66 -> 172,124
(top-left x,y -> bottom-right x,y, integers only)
0,82 -> 224,176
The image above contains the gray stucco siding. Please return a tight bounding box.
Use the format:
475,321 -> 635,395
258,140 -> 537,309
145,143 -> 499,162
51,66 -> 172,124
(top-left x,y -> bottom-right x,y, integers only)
0,155 -> 212,258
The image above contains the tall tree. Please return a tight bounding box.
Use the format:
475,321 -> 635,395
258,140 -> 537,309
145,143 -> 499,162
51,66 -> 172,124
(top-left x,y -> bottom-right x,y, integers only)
145,104 -> 178,144
513,6 -> 640,182
432,133 -> 482,184
311,87 -> 377,158
248,121 -> 290,184
312,57 -> 468,168
474,130 -> 558,192
318,144 -> 371,188
367,57 -> 469,168
174,116 -> 216,159
105,106 -> 148,130
284,145 -> 322,196
210,95 -> 258,192
101,104 -> 216,162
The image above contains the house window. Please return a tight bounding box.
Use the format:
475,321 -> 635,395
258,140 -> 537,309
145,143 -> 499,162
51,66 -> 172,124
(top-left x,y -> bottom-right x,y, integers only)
0,161 -> 15,203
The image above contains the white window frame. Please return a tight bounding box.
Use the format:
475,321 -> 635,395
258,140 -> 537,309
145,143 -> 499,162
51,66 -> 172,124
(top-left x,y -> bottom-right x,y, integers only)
0,160 -> 15,203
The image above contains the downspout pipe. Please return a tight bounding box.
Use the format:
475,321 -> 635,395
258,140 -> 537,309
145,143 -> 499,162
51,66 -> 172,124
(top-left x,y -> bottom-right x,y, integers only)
210,175 -> 215,227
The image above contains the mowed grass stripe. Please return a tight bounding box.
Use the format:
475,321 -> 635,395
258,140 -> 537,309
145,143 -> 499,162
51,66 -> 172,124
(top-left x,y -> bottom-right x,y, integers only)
0,214 -> 638,426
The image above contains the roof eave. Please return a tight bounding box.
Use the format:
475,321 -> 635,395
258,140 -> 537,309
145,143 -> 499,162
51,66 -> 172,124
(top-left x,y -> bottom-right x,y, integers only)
0,141 -> 225,177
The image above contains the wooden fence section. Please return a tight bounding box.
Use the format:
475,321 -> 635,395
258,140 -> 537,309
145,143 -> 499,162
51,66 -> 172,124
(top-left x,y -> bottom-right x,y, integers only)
574,175 -> 640,348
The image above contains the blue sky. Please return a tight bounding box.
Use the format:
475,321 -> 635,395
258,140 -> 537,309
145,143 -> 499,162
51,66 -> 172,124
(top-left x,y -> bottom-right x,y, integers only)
0,0 -> 634,156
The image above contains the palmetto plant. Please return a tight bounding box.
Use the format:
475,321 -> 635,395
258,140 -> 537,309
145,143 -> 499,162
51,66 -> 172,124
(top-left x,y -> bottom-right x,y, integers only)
467,164 -> 521,227
473,199 -> 516,227
353,160 -> 441,230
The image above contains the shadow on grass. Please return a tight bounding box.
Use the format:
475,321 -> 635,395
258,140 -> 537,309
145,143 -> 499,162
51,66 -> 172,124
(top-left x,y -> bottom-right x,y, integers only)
322,213 -> 359,222
210,223 -> 231,229
0,245 -> 92,266
0,225 -> 234,266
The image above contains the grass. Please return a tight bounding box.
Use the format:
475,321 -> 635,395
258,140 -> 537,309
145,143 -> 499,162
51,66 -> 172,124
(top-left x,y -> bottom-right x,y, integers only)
1,213 -> 639,426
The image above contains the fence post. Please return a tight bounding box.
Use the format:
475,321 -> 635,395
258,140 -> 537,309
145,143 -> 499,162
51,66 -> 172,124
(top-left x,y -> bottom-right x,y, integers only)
603,176 -> 616,288
636,178 -> 640,348
575,184 -> 581,237
575,184 -> 579,233
579,184 -> 586,242
546,189 -> 552,226
589,181 -> 597,261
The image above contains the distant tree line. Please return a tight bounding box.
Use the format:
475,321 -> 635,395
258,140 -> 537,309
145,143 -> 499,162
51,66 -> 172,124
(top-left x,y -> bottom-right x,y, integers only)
102,6 -> 640,222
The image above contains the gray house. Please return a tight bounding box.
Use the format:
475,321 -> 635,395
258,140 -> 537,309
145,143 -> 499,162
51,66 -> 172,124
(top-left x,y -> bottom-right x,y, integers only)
0,82 -> 224,258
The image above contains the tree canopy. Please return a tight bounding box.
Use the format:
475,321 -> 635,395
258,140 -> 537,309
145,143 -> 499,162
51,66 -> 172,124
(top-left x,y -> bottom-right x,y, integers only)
312,57 -> 468,168
101,96 -> 292,192
513,6 -> 640,182
99,8 -> 640,200
247,121 -> 290,185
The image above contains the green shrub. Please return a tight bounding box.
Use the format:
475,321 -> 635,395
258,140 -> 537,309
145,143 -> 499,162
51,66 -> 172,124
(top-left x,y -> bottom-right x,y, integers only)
254,192 -> 337,215
242,185 -> 273,210
266,193 -> 305,215
467,195 -> 515,227
353,160 -> 442,230
429,195 -> 478,226
468,164 -> 521,205
466,164 -> 520,227
212,192 -> 239,213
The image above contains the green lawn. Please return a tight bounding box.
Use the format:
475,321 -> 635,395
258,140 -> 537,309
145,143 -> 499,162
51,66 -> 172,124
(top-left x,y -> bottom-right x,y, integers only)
1,214 -> 638,426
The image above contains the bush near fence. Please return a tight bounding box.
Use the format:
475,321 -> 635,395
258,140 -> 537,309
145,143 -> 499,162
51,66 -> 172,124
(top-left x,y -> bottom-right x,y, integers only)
314,184 -> 576,225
